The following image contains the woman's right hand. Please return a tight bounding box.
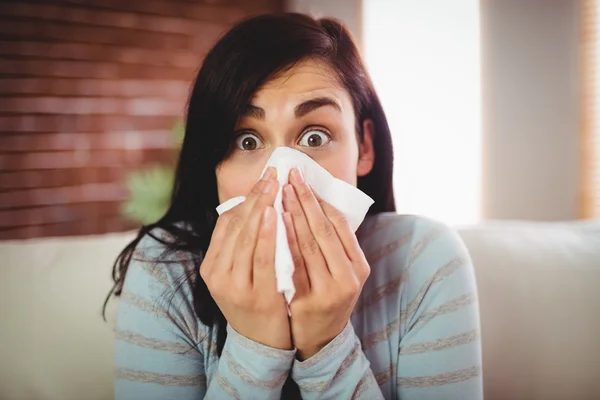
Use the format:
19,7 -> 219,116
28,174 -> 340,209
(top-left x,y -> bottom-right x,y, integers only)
200,167 -> 292,350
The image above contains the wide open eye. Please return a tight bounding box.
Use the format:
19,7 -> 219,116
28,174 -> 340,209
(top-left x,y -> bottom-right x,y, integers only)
235,132 -> 264,151
298,128 -> 331,148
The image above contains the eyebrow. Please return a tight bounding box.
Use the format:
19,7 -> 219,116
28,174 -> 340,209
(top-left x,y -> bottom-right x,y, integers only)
243,104 -> 265,120
242,96 -> 341,120
294,96 -> 341,118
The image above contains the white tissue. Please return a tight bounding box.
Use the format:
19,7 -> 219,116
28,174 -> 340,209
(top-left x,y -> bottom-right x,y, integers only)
216,147 -> 374,304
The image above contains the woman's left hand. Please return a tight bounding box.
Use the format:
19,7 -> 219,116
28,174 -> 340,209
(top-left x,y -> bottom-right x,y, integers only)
282,168 -> 371,361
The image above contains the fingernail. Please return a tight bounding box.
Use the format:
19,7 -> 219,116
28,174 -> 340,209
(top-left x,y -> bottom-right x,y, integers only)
291,168 -> 304,183
262,179 -> 273,193
261,167 -> 274,180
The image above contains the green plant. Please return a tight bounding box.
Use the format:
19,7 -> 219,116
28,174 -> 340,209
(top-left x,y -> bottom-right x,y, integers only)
121,120 -> 183,225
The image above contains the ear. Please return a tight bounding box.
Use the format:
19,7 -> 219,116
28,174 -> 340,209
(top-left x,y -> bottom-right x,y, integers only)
357,119 -> 375,177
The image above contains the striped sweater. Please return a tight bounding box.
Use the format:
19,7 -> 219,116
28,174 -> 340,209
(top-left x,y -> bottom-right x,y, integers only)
114,212 -> 483,399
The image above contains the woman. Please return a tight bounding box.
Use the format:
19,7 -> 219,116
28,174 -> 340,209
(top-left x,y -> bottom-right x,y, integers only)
107,13 -> 482,399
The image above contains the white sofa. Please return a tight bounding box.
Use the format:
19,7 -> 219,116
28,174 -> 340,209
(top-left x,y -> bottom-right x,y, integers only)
1,220 -> 599,400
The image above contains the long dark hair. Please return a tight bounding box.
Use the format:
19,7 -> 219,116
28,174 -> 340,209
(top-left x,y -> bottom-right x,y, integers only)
104,12 -> 395,394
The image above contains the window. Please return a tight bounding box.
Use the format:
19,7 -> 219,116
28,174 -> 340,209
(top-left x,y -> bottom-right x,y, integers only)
363,0 -> 482,225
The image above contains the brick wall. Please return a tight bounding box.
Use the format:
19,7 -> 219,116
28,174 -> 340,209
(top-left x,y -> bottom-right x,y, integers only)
0,0 -> 282,240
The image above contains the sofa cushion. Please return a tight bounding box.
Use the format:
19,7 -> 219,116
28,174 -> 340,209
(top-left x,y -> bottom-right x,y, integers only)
0,231 -> 136,400
458,220 -> 600,400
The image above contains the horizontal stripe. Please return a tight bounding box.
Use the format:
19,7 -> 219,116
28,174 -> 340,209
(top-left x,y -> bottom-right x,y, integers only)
402,257 -> 465,325
116,368 -> 206,386
121,291 -> 202,345
361,318 -> 400,351
333,341 -> 362,381
298,340 -> 363,392
115,329 -> 195,354
364,233 -> 413,265
411,293 -> 475,330
217,374 -> 241,399
297,322 -> 353,369
375,364 -> 394,386
354,273 -> 407,313
400,329 -> 479,355
134,259 -> 171,287
362,291 -> 474,353
297,378 -> 329,392
121,292 -> 168,319
227,325 -> 295,360
397,366 -> 481,388
356,234 -> 458,315
408,227 -> 443,266
223,351 -> 288,390
352,373 -> 377,398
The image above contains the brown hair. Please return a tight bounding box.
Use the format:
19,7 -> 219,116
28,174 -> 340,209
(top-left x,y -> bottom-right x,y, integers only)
105,13 -> 395,397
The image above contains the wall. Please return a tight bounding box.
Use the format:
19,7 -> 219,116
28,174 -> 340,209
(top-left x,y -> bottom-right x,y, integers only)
0,0 -> 282,240
481,0 -> 580,220
288,0 -> 582,221
285,0 -> 362,44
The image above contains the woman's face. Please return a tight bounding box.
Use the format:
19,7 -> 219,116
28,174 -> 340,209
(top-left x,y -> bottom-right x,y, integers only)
216,59 -> 375,203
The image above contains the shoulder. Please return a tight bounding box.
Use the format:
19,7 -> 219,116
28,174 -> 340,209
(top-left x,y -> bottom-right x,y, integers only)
122,226 -> 199,300
358,212 -> 473,299
118,226 -> 206,344
359,212 -> 467,266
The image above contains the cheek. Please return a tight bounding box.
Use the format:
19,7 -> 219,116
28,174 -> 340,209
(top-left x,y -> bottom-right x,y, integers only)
216,162 -> 261,203
316,144 -> 359,186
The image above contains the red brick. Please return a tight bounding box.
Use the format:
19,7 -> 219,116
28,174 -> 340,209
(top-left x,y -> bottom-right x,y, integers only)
0,0 -> 280,238
126,98 -> 186,116
0,171 -> 45,191
0,41 -> 201,70
57,0 -> 238,22
0,115 -> 177,134
0,19 -> 191,50
0,131 -> 176,152
0,182 -> 128,209
0,59 -> 119,79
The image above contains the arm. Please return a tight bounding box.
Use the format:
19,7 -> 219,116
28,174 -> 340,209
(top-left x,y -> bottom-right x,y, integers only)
114,233 -> 294,400
291,217 -> 483,400
291,322 -> 384,399
395,218 -> 483,399
281,171 -> 384,399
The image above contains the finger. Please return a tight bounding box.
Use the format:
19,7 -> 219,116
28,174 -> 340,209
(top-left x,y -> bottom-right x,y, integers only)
283,211 -> 310,295
200,212 -> 233,277
314,191 -> 370,282
312,191 -> 364,262
289,168 -> 349,279
215,168 -> 277,269
239,167 -> 277,216
252,206 -> 277,289
282,182 -> 329,286
203,168 -> 276,280
232,176 -> 279,283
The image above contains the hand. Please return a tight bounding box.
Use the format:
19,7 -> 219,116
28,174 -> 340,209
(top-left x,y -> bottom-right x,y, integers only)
200,167 -> 292,350
282,168 -> 370,360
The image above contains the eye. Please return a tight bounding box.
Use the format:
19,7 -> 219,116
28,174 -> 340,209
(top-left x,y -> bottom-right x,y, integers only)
298,128 -> 331,148
235,132 -> 264,151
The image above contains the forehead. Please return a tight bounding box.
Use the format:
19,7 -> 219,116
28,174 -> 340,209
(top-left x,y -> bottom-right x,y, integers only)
252,59 -> 351,108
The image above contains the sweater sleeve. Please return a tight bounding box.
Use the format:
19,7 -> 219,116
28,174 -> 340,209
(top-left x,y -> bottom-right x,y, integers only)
290,216 -> 483,400
290,321 -> 384,399
394,218 -> 483,399
114,232 -> 295,400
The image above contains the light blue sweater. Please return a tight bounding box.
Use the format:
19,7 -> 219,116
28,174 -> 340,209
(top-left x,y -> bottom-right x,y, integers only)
115,213 -> 483,399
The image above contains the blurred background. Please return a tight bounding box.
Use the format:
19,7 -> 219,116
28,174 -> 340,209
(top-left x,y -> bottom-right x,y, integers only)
0,0 -> 597,241
1,2 -> 600,400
